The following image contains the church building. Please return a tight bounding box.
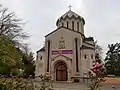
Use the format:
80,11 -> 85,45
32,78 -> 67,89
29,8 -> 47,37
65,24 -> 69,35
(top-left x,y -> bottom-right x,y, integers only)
35,8 -> 95,82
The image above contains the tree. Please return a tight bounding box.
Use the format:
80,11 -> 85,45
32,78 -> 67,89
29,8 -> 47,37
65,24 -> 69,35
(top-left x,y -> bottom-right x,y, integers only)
0,36 -> 23,75
88,59 -> 105,90
22,45 -> 35,78
0,5 -> 28,76
95,41 -> 103,60
0,5 -> 28,48
105,43 -> 120,75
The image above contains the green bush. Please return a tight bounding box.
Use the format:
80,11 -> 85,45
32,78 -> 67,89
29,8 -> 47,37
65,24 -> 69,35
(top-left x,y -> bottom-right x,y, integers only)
0,76 -> 34,90
0,74 -> 53,90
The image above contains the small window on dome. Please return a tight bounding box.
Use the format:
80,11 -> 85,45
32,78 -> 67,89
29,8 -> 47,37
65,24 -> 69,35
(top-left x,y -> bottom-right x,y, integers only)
77,22 -> 79,31
67,21 -> 69,28
84,54 -> 87,59
72,21 -> 74,30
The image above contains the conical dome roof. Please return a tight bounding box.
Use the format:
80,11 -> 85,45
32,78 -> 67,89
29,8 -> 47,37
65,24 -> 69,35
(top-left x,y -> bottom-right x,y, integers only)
56,10 -> 85,26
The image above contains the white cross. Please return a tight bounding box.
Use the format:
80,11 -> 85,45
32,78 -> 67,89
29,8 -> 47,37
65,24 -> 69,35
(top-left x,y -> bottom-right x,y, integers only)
68,5 -> 72,10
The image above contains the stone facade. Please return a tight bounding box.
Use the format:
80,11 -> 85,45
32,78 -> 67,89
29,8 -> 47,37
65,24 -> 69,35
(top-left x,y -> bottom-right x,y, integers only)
35,9 -> 95,82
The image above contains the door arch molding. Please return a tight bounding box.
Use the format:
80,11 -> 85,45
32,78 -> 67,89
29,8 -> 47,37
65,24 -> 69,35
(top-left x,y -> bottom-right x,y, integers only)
55,62 -> 68,81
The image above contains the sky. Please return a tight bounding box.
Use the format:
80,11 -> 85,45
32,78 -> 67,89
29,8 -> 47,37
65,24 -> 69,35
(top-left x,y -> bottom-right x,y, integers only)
1,0 -> 120,58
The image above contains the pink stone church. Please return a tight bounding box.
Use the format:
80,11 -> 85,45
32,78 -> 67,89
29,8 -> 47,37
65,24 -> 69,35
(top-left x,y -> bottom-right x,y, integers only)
35,8 -> 95,82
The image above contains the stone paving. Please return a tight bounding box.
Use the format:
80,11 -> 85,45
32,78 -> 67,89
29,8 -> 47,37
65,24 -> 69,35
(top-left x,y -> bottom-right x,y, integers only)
104,77 -> 120,84
35,81 -> 120,90
52,82 -> 120,90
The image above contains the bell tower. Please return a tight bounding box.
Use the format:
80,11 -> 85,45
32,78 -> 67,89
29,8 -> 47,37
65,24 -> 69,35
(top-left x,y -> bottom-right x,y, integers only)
56,7 -> 85,34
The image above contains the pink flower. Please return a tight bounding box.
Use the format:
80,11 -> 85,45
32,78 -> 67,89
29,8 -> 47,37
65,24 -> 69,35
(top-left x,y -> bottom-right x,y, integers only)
88,70 -> 96,77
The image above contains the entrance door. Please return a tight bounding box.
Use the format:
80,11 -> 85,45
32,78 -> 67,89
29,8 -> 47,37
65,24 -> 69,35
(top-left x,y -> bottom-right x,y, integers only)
56,62 -> 67,81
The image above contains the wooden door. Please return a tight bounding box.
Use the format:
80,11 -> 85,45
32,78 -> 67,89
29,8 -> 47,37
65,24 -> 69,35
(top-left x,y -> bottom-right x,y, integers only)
56,63 -> 67,81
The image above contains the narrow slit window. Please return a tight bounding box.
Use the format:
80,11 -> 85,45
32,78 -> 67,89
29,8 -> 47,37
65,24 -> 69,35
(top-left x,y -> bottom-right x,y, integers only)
91,54 -> 93,59
40,56 -> 42,60
84,54 -> 87,59
75,38 -> 79,72
47,40 -> 50,72
67,21 -> 69,28
72,21 -> 74,30
77,22 -> 79,31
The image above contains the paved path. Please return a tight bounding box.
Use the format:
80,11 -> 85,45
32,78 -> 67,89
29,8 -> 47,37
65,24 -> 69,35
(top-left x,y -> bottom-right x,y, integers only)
35,81 -> 120,90
104,77 -> 120,84
52,82 -> 120,90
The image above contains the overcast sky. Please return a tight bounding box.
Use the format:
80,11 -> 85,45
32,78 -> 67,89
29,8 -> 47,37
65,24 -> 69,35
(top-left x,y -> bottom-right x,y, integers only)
1,0 -> 120,58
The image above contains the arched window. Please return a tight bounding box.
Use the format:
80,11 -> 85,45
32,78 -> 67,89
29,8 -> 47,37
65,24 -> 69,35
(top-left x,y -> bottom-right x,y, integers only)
67,21 -> 69,28
72,21 -> 74,30
91,54 -> 93,59
84,54 -> 87,59
40,56 -> 42,60
77,22 -> 79,31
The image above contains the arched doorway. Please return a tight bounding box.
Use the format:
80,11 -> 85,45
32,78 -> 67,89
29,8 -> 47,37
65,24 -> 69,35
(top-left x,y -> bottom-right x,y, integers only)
56,62 -> 67,81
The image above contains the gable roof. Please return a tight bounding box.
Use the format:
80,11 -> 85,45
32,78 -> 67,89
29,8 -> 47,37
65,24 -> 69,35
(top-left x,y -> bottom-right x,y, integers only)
83,37 -> 94,41
83,41 -> 95,46
45,26 -> 85,37
36,46 -> 45,53
80,45 -> 95,50
52,54 -> 72,61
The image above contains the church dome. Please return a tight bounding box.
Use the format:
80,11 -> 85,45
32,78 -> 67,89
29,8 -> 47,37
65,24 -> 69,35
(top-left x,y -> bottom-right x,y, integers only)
56,10 -> 85,26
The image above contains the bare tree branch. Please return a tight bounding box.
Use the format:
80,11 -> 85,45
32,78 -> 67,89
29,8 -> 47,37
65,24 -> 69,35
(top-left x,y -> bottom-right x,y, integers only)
0,6 -> 29,48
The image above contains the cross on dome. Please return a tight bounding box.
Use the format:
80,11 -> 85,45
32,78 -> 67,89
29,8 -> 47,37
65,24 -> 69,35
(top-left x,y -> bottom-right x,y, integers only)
68,5 -> 72,10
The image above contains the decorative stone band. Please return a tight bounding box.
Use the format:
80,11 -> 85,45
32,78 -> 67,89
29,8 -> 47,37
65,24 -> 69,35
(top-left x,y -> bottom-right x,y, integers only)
52,50 -> 72,55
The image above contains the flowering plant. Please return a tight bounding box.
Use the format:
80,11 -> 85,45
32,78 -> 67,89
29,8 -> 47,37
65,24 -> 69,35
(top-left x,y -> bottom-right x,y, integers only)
37,74 -> 53,90
87,59 -> 106,90
0,75 -> 34,90
0,74 -> 53,90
